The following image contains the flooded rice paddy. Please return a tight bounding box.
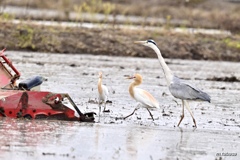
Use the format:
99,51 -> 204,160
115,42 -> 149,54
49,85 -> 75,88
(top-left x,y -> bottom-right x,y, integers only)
0,51 -> 239,160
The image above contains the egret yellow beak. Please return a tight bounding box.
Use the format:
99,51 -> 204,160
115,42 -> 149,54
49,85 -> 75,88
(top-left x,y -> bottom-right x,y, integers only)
99,72 -> 103,78
125,75 -> 135,79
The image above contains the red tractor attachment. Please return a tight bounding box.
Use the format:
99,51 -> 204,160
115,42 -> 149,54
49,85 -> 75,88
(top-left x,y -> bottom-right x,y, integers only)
0,49 -> 95,122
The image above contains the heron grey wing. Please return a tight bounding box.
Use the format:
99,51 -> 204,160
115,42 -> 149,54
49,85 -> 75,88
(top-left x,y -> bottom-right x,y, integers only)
169,82 -> 210,102
179,78 -> 211,102
169,82 -> 193,99
178,78 -> 202,92
172,76 -> 202,92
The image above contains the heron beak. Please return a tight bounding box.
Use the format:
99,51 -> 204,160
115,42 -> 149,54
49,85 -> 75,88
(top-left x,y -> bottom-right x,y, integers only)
134,41 -> 146,45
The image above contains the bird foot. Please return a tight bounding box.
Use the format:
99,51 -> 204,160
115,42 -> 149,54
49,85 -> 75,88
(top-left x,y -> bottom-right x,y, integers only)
103,109 -> 110,113
114,117 -> 124,120
106,100 -> 112,103
193,119 -> 197,128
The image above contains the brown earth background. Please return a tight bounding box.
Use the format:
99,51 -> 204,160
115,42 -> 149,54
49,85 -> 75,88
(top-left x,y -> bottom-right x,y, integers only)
0,0 -> 240,61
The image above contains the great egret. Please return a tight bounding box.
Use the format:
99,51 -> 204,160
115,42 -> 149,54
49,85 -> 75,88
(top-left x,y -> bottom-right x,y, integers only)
135,39 -> 210,127
98,72 -> 109,115
124,73 -> 160,121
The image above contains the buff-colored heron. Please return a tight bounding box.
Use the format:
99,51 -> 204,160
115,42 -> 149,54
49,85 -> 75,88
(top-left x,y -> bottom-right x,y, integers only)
98,72 -> 109,116
123,73 -> 160,121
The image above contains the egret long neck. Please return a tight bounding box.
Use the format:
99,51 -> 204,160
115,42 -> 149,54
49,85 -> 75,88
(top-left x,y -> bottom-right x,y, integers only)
153,45 -> 173,86
98,78 -> 103,94
129,81 -> 139,98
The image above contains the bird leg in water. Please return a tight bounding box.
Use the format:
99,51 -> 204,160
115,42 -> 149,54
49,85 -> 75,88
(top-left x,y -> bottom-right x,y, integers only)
103,102 -> 110,112
98,101 -> 102,114
177,100 -> 185,127
98,101 -> 101,122
123,108 -> 139,120
146,108 -> 154,121
184,100 -> 197,127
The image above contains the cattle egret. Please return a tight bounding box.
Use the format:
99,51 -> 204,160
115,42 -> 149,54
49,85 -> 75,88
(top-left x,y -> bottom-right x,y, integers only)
124,73 -> 160,121
98,72 -> 109,115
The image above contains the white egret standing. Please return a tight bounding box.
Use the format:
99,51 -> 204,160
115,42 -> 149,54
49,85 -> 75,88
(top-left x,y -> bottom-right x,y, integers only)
98,72 -> 109,115
135,39 -> 210,127
124,73 -> 160,121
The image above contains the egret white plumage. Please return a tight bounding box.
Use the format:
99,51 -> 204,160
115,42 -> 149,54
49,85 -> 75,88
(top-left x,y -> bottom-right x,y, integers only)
98,72 -> 109,115
124,73 -> 160,121
135,39 -> 210,127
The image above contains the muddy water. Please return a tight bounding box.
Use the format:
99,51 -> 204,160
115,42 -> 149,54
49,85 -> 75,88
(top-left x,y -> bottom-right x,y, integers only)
0,51 -> 239,160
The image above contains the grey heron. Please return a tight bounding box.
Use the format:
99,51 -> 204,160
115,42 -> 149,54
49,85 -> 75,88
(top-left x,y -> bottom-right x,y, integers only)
135,39 -> 210,127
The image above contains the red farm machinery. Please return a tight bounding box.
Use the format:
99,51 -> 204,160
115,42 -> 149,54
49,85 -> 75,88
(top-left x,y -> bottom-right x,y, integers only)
0,49 -> 95,122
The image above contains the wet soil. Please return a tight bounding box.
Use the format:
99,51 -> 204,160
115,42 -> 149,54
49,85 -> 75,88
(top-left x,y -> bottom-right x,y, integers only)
0,21 -> 240,62
0,51 -> 239,159
207,75 -> 240,82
